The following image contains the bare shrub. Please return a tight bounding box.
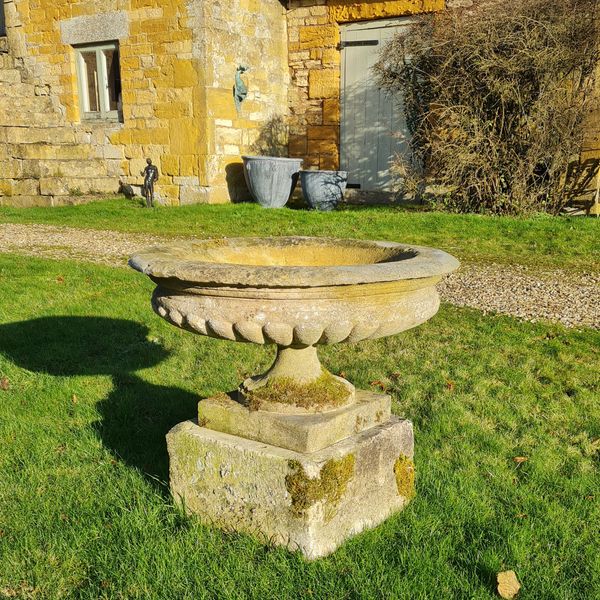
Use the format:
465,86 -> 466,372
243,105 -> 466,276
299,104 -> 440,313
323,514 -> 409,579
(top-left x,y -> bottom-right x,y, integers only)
374,0 -> 600,214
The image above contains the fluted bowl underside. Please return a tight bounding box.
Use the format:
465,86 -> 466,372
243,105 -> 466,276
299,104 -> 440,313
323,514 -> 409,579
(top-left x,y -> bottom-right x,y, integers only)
129,237 -> 459,348
129,236 -> 459,288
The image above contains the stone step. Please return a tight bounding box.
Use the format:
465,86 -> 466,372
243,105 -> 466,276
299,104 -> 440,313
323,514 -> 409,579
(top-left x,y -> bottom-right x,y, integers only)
0,110 -> 64,127
1,126 -> 76,145
0,174 -> 119,197
0,68 -> 21,84
8,142 -> 95,161
0,194 -> 53,208
39,176 -> 120,196
0,177 -> 40,196
20,158 -> 123,179
0,158 -> 23,179
0,80 -> 34,96
0,54 -> 14,68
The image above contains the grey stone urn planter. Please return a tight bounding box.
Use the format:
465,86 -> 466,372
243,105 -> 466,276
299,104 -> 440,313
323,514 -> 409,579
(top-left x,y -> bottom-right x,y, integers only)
242,156 -> 303,208
300,170 -> 348,211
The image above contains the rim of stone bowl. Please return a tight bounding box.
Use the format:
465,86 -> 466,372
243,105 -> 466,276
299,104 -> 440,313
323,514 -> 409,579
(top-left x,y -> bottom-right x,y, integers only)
128,236 -> 460,288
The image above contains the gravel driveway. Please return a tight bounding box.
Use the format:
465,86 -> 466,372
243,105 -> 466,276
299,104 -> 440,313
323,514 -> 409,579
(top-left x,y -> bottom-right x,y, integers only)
1,223 -> 598,329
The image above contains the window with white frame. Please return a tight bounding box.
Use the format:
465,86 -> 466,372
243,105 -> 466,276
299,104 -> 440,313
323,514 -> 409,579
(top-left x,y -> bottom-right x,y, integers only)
75,42 -> 122,121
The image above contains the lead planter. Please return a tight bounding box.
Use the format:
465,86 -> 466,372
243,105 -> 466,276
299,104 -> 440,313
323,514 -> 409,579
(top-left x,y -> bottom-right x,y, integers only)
301,170 -> 348,211
242,156 -> 303,208
129,236 -> 459,558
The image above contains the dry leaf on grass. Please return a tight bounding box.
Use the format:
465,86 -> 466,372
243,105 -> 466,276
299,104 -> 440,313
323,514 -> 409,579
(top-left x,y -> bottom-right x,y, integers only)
497,570 -> 521,599
370,380 -> 387,392
0,377 -> 9,391
513,456 -> 528,464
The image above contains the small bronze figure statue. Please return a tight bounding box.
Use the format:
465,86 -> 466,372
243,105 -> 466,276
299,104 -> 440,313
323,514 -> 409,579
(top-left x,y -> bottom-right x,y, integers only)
141,158 -> 159,208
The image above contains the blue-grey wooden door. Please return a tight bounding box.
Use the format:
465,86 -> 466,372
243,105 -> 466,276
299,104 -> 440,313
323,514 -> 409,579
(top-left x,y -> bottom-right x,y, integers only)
340,18 -> 414,192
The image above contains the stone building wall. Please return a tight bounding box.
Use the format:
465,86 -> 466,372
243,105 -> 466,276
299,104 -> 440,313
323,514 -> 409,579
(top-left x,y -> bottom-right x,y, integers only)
286,0 -> 444,170
187,0 -> 289,204
0,0 -> 288,206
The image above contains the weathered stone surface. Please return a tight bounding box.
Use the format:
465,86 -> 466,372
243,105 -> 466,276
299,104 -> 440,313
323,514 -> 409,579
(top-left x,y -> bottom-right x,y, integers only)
60,11 -> 129,45
199,389 -> 391,453
130,236 -> 458,413
167,416 -> 414,559
179,184 -> 209,205
308,69 -> 340,99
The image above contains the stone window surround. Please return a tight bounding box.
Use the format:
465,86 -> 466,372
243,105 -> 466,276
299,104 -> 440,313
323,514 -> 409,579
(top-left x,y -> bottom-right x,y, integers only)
73,41 -> 123,123
60,11 -> 129,47
59,11 -> 129,125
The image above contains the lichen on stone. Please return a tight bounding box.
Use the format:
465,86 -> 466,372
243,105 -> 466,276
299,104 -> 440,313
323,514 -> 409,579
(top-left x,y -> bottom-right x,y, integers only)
246,371 -> 350,411
393,454 -> 415,499
285,454 -> 355,519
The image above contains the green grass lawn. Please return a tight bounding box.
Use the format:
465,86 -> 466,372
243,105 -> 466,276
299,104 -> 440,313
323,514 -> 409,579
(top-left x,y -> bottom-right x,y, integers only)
0,254 -> 598,599
1,198 -> 599,271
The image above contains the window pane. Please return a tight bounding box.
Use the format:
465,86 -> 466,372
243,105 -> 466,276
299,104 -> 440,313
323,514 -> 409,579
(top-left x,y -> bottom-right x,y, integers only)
0,3 -> 6,37
81,51 -> 100,112
103,48 -> 121,112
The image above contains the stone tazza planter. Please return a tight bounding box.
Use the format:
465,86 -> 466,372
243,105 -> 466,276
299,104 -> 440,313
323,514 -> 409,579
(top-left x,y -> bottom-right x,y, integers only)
242,155 -> 303,208
300,169 -> 348,211
130,236 -> 459,558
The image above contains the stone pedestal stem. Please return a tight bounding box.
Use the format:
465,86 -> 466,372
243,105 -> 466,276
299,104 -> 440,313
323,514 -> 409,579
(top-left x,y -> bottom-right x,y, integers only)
260,345 -> 323,384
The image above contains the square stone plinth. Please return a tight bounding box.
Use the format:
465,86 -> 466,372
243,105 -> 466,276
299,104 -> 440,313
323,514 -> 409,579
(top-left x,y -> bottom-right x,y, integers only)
198,390 -> 391,453
167,416 -> 414,560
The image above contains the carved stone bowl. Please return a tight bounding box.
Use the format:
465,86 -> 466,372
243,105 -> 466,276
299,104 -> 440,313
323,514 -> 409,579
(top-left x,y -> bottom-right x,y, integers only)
129,236 -> 459,412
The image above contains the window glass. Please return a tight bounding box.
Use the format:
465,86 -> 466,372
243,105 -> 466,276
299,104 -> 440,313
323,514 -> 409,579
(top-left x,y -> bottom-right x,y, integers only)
81,51 -> 100,112
74,42 -> 122,121
104,48 -> 122,112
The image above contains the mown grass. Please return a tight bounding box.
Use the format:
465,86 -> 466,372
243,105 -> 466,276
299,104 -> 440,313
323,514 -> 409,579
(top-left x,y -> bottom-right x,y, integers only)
1,198 -> 599,271
0,254 -> 598,599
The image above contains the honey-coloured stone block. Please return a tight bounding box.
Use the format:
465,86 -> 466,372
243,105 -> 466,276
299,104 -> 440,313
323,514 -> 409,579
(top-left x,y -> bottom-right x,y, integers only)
173,58 -> 198,88
322,98 -> 341,124
299,25 -> 340,49
309,69 -> 340,99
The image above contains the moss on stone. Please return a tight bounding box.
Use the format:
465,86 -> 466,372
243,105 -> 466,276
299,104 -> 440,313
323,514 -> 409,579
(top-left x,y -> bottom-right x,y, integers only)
246,371 -> 350,411
210,392 -> 233,406
285,454 -> 355,519
394,454 -> 415,499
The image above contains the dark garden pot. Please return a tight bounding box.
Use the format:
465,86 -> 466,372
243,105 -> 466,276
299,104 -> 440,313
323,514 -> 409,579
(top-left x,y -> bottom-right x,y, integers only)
300,170 -> 348,211
242,156 -> 303,208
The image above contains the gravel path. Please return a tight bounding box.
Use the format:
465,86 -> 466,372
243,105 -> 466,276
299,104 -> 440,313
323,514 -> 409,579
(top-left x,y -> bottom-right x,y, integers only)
1,223 -> 598,330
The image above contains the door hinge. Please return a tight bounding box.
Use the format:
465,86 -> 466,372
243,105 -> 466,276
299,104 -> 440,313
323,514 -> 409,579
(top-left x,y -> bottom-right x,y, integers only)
339,40 -> 379,50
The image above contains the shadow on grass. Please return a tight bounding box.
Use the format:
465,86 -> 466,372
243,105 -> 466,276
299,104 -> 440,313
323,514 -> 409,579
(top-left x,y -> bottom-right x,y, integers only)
0,316 -> 198,489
